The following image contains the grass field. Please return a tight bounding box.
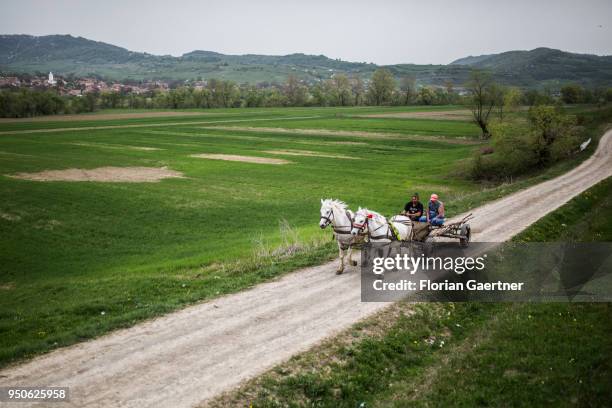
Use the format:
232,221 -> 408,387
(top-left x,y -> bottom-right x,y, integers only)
210,177 -> 612,408
0,105 -> 604,367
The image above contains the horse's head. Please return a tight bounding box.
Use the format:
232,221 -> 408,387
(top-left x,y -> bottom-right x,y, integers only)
351,207 -> 370,236
319,199 -> 334,229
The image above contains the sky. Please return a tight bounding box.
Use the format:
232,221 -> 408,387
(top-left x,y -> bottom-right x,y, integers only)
1,0 -> 611,65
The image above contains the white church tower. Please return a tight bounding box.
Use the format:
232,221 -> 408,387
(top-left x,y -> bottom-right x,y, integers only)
48,72 -> 56,86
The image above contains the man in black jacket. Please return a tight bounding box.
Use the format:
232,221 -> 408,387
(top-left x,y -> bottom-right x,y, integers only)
401,193 -> 424,221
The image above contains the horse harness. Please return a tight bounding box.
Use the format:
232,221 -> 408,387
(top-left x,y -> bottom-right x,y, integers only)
353,215 -> 400,241
320,209 -> 355,236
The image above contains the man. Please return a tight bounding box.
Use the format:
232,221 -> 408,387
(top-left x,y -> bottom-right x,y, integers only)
401,193 -> 423,221
419,193 -> 445,226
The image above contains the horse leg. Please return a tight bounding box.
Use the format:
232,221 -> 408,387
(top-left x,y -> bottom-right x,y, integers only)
348,246 -> 358,266
336,243 -> 345,275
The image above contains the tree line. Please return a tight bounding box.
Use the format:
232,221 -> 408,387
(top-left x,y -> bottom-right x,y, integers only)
1,69 -> 612,118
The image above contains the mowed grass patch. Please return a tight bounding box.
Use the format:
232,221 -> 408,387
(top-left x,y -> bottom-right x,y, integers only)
203,115 -> 480,139
198,126 -> 481,145
8,166 -> 184,182
0,105 -> 468,133
356,108 -> 473,121
191,153 -> 292,165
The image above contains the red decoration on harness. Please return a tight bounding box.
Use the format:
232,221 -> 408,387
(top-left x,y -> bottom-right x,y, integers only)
367,213 -> 373,219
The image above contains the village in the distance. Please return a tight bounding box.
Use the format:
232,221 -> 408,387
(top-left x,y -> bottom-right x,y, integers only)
0,71 -> 173,95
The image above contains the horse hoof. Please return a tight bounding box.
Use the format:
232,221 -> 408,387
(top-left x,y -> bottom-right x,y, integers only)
351,260 -> 358,266
336,269 -> 344,275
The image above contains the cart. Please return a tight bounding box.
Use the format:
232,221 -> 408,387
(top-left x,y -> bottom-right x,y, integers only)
413,213 -> 473,247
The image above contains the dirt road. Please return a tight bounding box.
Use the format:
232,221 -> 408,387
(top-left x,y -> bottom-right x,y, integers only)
1,129 -> 610,408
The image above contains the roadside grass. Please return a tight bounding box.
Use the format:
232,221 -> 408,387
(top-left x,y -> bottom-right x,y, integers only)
208,177 -> 612,408
387,302 -> 612,407
208,302 -> 504,408
514,177 -> 612,242
0,105 -> 608,368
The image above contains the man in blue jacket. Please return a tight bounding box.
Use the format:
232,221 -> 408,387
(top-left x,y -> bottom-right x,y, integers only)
419,193 -> 445,226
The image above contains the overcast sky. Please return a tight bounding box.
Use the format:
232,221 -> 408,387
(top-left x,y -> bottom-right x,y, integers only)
1,0 -> 611,65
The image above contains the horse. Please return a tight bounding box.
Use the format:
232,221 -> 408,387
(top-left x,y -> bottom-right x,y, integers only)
351,208 -> 413,242
351,208 -> 414,279
319,199 -> 365,274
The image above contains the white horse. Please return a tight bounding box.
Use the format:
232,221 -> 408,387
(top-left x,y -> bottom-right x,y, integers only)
320,199 -> 365,274
350,208 -> 413,242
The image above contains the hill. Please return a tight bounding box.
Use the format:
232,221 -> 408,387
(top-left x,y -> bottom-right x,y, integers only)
1,35 -> 611,87
450,47 -> 612,87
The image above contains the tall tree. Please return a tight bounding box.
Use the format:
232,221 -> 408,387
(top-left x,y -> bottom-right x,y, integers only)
560,84 -> 583,104
284,75 -> 307,106
418,86 -> 434,105
467,70 -> 497,138
503,87 -> 523,117
400,76 -> 416,105
332,74 -> 352,106
528,105 -> 578,165
367,68 -> 396,105
351,75 -> 365,106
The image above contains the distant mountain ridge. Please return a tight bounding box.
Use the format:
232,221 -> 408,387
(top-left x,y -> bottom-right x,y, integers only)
450,47 -> 612,86
1,34 -> 611,87
451,47 -> 612,68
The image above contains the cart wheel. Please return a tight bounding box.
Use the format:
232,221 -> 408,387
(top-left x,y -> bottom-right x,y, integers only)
459,225 -> 471,247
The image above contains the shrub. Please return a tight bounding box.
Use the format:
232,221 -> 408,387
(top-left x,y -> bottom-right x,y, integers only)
467,106 -> 581,181
527,105 -> 580,165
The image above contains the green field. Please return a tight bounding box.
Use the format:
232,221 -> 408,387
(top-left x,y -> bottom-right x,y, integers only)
0,105 -> 602,367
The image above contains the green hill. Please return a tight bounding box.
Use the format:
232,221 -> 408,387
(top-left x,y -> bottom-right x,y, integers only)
451,47 -> 612,87
1,35 -> 611,87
